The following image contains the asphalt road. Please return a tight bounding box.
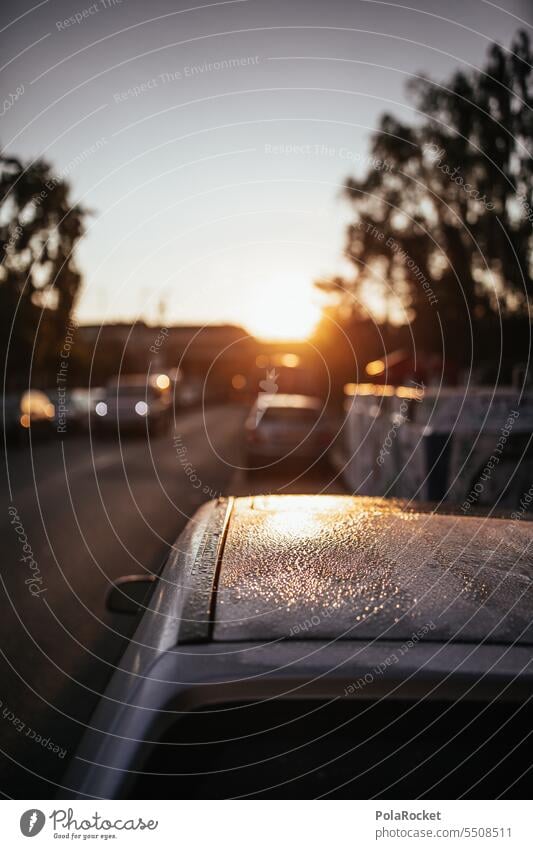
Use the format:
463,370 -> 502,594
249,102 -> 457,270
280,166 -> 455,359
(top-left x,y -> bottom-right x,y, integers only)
0,403 -> 345,798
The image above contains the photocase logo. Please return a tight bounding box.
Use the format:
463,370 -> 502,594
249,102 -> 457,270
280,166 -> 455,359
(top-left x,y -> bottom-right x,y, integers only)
255,368 -> 279,424
20,809 -> 45,837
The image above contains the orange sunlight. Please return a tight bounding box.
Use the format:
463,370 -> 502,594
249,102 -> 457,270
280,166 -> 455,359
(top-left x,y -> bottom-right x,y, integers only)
243,275 -> 322,341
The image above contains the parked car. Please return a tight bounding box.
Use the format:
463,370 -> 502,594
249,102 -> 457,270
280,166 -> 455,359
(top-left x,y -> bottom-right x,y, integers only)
176,376 -> 203,408
245,393 -> 330,465
51,387 -> 106,433
3,389 -> 55,443
94,374 -> 172,436
65,495 -> 533,799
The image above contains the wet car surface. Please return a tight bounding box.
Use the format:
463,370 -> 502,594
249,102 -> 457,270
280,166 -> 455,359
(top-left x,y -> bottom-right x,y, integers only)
64,495 -> 533,799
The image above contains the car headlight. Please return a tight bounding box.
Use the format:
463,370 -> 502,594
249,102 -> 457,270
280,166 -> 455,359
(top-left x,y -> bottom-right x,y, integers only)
135,401 -> 148,416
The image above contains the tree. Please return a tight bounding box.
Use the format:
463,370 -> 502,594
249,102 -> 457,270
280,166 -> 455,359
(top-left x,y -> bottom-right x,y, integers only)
319,30 -> 533,375
0,150 -> 88,387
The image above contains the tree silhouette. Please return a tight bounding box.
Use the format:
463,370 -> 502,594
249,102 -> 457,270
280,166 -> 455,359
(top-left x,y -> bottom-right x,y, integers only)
0,150 -> 88,387
319,30 -> 533,375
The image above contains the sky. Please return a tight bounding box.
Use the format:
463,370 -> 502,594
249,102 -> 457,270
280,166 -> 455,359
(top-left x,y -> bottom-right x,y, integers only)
1,0 -> 532,337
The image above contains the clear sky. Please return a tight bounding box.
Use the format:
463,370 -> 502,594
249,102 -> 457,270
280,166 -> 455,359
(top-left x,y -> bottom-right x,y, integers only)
1,0 -> 531,337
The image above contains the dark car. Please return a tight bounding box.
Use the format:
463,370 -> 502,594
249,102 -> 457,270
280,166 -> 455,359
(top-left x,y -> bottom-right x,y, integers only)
94,374 -> 172,436
65,495 -> 533,799
3,389 -> 55,443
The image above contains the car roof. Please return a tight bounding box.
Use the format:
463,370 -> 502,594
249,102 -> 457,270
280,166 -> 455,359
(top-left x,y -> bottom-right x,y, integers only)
254,393 -> 322,410
205,495 -> 533,645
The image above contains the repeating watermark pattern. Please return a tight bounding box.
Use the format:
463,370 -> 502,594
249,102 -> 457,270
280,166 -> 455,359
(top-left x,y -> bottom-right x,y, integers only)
343,621 -> 436,695
377,381 -> 424,466
56,317 -> 78,434
386,234 -> 438,306
58,138 -> 109,180
149,325 -> 169,355
425,141 -> 533,224
8,506 -> 47,598
357,221 -> 438,306
511,481 -> 533,521
424,143 -> 495,211
255,368 -> 280,425
0,85 -> 24,117
3,0 -> 533,810
22,138 -> 108,222
3,221 -> 24,254
1,699 -> 66,759
287,607 -> 334,636
461,409 -> 520,512
112,56 -> 261,102
3,137 -> 104,253
264,142 -> 394,172
56,0 -> 123,31
516,192 -> 533,225
173,433 -> 222,499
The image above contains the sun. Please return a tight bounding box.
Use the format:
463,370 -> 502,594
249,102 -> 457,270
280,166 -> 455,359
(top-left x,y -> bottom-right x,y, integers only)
243,276 -> 322,341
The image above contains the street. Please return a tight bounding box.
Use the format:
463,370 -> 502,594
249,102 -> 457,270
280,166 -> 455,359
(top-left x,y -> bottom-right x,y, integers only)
0,403 -> 345,797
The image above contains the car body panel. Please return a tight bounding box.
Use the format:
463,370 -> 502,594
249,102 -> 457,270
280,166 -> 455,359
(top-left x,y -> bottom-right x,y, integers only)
64,495 -> 533,799
214,495 -> 533,644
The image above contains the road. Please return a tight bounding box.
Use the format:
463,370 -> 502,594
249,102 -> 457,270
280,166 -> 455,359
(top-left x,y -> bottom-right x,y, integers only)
0,403 -> 345,797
